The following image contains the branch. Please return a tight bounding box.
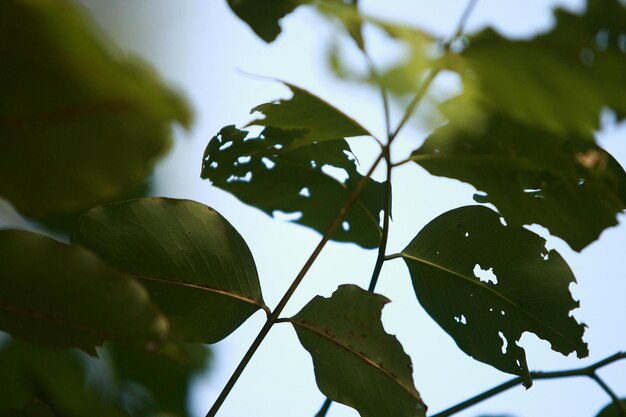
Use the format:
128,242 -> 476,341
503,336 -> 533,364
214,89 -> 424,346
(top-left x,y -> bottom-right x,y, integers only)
205,152 -> 384,417
431,352 -> 626,417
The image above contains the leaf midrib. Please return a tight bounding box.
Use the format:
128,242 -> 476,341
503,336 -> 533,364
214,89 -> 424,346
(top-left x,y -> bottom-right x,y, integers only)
132,274 -> 270,314
400,252 -> 580,352
290,319 -> 423,404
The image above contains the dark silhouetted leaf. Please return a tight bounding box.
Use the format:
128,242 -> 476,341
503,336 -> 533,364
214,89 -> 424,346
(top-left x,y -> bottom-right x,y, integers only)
0,338 -> 128,417
74,198 -> 267,344
401,206 -> 588,386
456,0 -> 626,133
101,341 -> 211,417
290,285 -> 427,417
247,81 -> 370,147
202,126 -> 384,248
412,109 -> 626,251
226,0 -> 306,42
0,0 -> 190,221
0,230 -> 167,353
596,399 -> 626,417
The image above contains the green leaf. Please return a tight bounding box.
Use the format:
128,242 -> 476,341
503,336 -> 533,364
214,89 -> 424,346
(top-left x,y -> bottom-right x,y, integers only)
411,108 -> 626,251
247,81 -> 371,147
289,285 -> 427,417
226,0 -> 306,42
201,126 -> 384,248
0,230 -> 167,353
73,198 -> 267,344
0,0 -> 190,220
101,341 -> 211,417
401,206 -> 588,386
455,0 -> 626,133
0,338 -> 128,417
596,399 -> 626,417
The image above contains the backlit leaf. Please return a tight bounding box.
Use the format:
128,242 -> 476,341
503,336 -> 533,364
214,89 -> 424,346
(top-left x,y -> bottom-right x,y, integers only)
596,399 -> 626,417
0,0 -> 190,220
411,108 -> 626,251
0,230 -> 167,353
247,81 -> 371,147
202,126 -> 384,248
74,198 -> 267,344
401,206 -> 588,386
455,0 -> 626,133
290,285 -> 427,417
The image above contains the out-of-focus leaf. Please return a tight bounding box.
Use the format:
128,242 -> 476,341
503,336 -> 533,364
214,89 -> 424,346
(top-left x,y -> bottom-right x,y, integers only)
411,107 -> 626,251
202,126 -> 384,248
455,0 -> 626,133
74,198 -> 267,344
102,341 -> 211,417
0,230 -> 167,353
290,285 -> 427,417
0,338 -> 127,417
596,399 -> 626,417
247,81 -> 370,147
0,0 -> 190,221
401,206 -> 588,386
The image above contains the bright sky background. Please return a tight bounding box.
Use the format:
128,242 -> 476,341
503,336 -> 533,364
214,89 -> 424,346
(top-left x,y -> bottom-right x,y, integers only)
67,1 -> 626,416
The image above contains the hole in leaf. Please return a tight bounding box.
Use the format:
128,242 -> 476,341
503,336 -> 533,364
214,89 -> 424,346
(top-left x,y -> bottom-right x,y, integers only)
499,217 -> 507,226
272,210 -> 303,222
595,29 -> 610,51
210,161 -> 218,169
237,156 -> 251,164
226,172 -> 252,183
342,221 -> 350,231
310,160 -> 317,168
578,178 -> 586,186
464,232 -> 470,238
498,331 -> 508,354
321,165 -> 349,183
541,251 -> 550,261
299,187 -> 311,198
473,264 -> 498,285
219,141 -> 233,151
501,310 -> 506,316
454,314 -> 467,325
580,47 -> 594,66
261,157 -> 276,169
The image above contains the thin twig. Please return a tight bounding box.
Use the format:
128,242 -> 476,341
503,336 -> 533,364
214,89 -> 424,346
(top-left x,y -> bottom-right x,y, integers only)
205,152 -> 384,417
314,398 -> 333,417
431,352 -> 626,417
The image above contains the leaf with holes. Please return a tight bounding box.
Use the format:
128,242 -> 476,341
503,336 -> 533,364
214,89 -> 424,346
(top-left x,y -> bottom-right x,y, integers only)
452,0 -> 626,133
289,285 -> 427,417
401,206 -> 588,386
0,229 -> 167,353
0,0 -> 190,221
411,108 -> 626,251
201,126 -> 384,248
247,81 -> 371,148
73,198 -> 267,344
596,399 -> 626,417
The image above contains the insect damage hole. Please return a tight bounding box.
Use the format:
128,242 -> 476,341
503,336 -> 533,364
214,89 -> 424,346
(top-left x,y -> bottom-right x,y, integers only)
454,314 -> 467,325
261,157 -> 276,169
299,187 -> 311,198
342,221 -> 350,231
498,331 -> 508,354
473,264 -> 498,285
321,165 -> 349,183
272,210 -> 303,222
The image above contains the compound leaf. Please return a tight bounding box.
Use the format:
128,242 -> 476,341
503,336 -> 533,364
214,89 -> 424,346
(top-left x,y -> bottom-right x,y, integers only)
456,0 -> 626,133
74,198 -> 266,344
290,285 -> 426,417
401,206 -> 588,386
0,0 -> 190,220
0,230 -> 167,354
412,109 -> 626,251
202,126 -> 384,248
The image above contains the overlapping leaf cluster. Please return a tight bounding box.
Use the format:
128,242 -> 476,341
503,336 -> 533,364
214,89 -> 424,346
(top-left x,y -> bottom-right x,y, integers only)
1,0 -> 625,417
